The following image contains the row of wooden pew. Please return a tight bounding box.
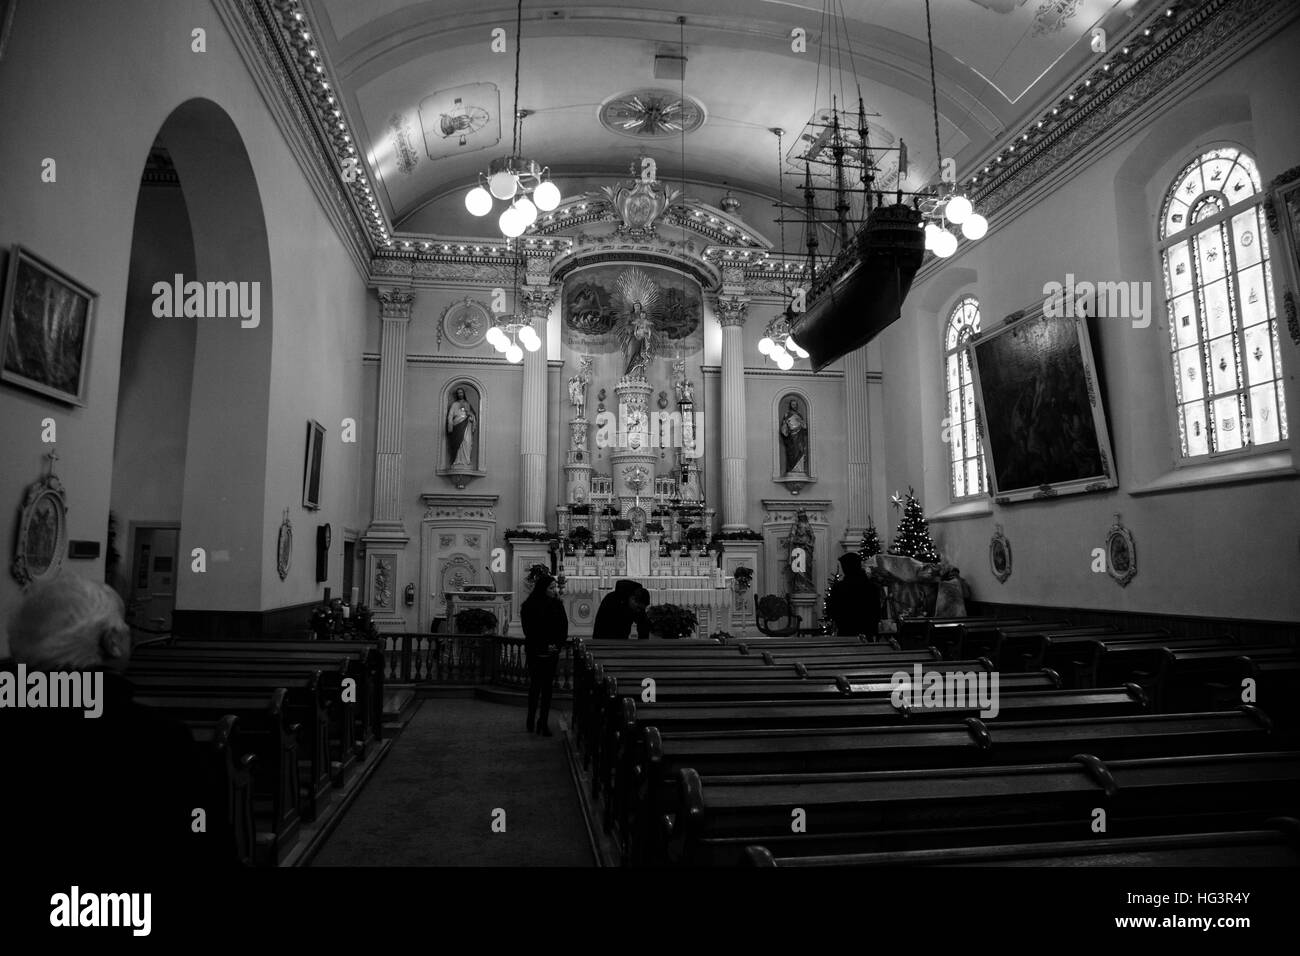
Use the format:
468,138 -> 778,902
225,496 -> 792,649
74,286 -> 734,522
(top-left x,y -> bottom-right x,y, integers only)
125,637 -> 386,866
571,620 -> 1300,867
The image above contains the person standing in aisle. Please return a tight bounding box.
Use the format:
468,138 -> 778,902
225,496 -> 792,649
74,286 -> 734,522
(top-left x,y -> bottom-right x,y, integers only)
520,570 -> 568,735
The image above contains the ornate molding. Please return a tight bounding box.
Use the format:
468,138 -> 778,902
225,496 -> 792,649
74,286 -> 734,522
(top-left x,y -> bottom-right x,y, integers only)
420,493 -> 499,522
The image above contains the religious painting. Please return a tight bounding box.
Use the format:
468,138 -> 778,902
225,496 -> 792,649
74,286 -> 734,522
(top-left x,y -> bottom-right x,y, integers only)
443,381 -> 481,472
418,83 -> 499,160
1,245 -> 96,406
969,300 -> 1117,503
562,264 -> 702,357
12,466 -> 67,586
777,394 -> 809,476
302,420 -> 325,511
1105,514 -> 1137,587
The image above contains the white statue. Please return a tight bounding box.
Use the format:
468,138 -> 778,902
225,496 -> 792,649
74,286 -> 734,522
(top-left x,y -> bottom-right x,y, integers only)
567,373 -> 586,415
446,387 -> 476,468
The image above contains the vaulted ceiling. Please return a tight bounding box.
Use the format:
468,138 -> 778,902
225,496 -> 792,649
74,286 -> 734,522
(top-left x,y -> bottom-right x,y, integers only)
302,0 -> 1150,235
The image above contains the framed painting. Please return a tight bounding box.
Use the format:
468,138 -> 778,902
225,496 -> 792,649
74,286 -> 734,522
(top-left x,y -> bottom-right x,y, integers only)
302,420 -> 324,511
12,467 -> 68,586
969,297 -> 1117,503
1,245 -> 96,405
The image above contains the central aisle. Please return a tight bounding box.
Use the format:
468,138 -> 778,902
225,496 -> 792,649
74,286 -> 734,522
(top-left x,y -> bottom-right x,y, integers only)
311,699 -> 594,866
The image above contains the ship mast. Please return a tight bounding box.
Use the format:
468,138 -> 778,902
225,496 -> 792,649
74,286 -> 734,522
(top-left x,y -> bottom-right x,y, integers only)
830,99 -> 851,251
803,160 -> 819,288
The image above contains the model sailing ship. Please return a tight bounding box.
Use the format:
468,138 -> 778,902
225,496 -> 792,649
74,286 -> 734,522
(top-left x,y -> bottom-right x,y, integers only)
784,95 -> 928,373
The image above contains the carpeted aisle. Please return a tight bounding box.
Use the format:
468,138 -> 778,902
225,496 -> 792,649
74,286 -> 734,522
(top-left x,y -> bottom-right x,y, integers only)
310,698 -> 593,866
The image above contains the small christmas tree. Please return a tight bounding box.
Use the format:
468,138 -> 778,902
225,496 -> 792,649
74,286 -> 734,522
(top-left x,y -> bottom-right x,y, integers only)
859,519 -> 882,561
888,487 -> 940,564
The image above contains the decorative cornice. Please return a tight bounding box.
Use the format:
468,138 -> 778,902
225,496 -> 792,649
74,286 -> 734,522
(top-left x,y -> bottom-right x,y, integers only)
215,0 -> 374,276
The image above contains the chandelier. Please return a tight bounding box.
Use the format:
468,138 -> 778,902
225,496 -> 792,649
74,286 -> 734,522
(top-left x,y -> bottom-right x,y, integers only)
463,0 -> 560,237
484,242 -> 542,362
919,0 -> 987,258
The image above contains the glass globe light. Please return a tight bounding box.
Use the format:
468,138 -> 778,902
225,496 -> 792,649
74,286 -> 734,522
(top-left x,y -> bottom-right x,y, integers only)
491,334 -> 509,354
789,340 -> 809,359
758,336 -> 775,355
515,196 -> 538,227
486,326 -> 505,347
488,170 -> 518,200
924,223 -> 940,251
933,229 -> 958,258
962,213 -> 988,241
785,332 -> 801,352
520,326 -> 541,351
499,205 -> 525,238
776,349 -> 795,370
945,195 -> 973,225
533,180 -> 561,212
465,186 -> 493,217
505,342 -> 523,363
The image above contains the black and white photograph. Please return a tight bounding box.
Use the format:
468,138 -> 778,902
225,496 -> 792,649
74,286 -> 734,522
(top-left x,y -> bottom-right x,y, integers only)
1,0 -> 1297,941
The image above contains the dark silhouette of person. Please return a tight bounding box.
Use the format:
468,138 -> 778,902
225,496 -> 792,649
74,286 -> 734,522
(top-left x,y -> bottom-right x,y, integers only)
592,580 -> 650,640
519,570 -> 568,736
1,574 -> 233,868
828,553 -> 882,640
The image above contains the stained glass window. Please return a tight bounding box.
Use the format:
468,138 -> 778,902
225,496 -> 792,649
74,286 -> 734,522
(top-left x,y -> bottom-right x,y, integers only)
944,295 -> 987,499
1159,147 -> 1286,457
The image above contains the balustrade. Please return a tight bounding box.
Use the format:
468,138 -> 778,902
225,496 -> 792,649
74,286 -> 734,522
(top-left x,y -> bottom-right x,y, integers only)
380,632 -> 573,691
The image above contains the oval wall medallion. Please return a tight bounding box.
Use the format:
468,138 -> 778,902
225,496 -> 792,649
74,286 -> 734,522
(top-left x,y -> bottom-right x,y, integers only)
277,509 -> 293,581
989,524 -> 1012,584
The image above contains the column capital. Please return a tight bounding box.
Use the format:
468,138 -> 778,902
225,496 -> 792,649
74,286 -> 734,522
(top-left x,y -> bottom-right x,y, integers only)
715,294 -> 750,328
523,284 -> 558,322
376,287 -> 415,320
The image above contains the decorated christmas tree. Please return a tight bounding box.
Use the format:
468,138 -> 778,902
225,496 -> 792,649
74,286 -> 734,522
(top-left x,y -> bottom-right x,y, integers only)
859,519 -> 882,560
888,487 -> 940,564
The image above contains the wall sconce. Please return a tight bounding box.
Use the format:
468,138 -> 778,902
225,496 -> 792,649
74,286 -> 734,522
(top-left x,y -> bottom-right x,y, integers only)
404,583 -> 416,606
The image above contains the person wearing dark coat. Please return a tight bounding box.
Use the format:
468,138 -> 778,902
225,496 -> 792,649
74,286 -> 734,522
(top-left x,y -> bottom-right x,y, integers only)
591,579 -> 650,640
519,570 -> 569,735
2,574 -> 232,870
829,552 -> 882,640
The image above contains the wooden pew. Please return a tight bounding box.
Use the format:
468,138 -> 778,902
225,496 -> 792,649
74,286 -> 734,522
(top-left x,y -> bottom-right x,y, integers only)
627,706 -> 1275,865
164,638 -> 384,744
127,658 -> 359,775
743,820 -> 1300,867
128,671 -> 333,821
186,715 -> 257,867
899,616 -> 1030,652
1218,659 -> 1300,731
663,751 -> 1300,865
1154,644 -> 1300,713
138,687 -> 302,860
993,625 -> 1117,673
949,620 -> 1072,663
600,685 -> 1148,846
1092,639 -> 1281,692
1036,631 -> 1197,686
132,647 -> 373,756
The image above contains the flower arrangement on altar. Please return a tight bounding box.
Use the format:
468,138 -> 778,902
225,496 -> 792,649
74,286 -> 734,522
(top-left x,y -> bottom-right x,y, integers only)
732,566 -> 753,592
646,603 -> 698,640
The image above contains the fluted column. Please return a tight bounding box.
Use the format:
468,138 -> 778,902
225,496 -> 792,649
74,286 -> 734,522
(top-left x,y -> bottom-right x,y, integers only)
716,295 -> 750,531
366,288 -> 413,538
842,343 -> 871,545
519,284 -> 556,530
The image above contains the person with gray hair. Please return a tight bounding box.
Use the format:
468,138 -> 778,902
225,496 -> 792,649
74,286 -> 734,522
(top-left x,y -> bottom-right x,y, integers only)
2,573 -> 229,869
7,573 -> 133,672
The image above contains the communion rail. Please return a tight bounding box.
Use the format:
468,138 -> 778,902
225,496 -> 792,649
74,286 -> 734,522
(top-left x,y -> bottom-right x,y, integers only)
380,632 -> 574,691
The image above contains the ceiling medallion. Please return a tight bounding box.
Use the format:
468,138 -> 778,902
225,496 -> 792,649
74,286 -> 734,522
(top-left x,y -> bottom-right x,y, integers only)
600,90 -> 705,138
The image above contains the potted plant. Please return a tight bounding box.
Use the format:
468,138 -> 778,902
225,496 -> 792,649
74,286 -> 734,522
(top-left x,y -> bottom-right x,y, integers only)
732,566 -> 753,592
645,521 -> 664,534
569,526 -> 594,550
685,528 -> 708,552
646,603 -> 699,640
454,607 -> 498,635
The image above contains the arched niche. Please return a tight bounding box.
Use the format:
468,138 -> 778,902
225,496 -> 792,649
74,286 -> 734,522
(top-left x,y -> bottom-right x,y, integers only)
772,387 -> 816,493
437,375 -> 487,488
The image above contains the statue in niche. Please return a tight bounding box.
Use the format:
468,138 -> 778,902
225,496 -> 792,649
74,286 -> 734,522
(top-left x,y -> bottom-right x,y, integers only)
780,397 -> 808,474
446,386 -> 477,469
567,354 -> 592,416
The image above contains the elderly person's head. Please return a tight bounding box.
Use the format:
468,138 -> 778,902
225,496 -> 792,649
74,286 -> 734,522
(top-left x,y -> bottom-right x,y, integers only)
8,575 -> 132,672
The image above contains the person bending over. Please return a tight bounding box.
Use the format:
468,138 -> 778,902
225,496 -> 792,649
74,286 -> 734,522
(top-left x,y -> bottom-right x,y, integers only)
519,570 -> 568,736
592,580 -> 650,640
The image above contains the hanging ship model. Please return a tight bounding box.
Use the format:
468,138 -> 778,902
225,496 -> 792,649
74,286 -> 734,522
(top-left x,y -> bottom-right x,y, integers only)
782,97 -> 928,372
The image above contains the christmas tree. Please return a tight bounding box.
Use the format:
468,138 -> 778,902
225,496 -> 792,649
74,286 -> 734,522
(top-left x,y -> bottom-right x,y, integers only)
888,487 -> 940,564
859,519 -> 881,560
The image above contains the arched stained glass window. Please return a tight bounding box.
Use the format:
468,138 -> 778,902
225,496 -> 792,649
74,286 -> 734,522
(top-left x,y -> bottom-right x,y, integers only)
944,295 -> 987,499
1159,146 -> 1287,457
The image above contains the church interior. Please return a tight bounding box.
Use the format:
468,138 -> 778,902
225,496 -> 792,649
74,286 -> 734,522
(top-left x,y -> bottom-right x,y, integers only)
2,0 -> 1300,894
